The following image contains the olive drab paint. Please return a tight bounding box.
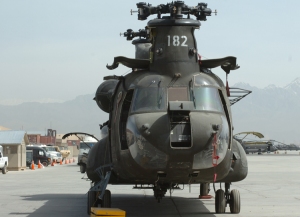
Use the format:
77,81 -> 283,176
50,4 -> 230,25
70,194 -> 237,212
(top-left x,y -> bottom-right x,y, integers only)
80,1 -> 249,214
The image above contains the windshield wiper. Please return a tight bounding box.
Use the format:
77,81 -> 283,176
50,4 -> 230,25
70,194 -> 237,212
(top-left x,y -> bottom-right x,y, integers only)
157,80 -> 162,109
189,81 -> 196,108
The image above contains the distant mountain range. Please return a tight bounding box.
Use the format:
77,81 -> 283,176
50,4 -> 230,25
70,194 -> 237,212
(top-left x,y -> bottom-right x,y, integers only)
1,78 -> 299,144
231,78 -> 300,144
0,94 -> 109,137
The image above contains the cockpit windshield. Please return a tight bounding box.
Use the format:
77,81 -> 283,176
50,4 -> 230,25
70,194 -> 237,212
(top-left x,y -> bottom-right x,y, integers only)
131,87 -> 166,113
43,147 -> 56,152
191,87 -> 224,113
80,142 -> 95,149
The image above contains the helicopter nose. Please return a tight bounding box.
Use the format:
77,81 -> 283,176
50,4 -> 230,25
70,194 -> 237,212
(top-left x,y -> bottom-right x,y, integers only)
189,113 -> 230,170
125,110 -> 230,171
188,112 -> 225,150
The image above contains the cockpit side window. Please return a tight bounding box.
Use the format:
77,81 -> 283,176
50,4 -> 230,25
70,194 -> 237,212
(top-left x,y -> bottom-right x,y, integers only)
131,87 -> 166,113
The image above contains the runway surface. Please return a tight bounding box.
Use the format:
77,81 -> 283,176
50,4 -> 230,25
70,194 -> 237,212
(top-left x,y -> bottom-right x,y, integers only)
0,152 -> 299,217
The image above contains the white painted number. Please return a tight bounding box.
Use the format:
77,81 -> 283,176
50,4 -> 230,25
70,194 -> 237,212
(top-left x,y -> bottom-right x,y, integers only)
181,36 -> 187,46
167,35 -> 188,47
173,35 -> 180,46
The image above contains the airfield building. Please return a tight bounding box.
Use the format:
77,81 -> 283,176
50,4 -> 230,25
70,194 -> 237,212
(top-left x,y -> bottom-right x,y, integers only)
0,130 -> 29,171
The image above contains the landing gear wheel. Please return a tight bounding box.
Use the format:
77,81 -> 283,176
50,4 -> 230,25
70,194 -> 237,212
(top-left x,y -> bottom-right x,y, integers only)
229,189 -> 240,213
101,190 -> 111,208
200,183 -> 210,196
2,165 -> 7,174
215,189 -> 226,213
87,190 -> 97,215
80,164 -> 86,173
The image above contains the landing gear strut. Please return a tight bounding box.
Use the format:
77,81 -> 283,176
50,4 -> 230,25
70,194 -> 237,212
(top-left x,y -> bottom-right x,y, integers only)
80,164 -> 86,173
87,164 -> 112,215
200,183 -> 210,196
153,185 -> 167,203
199,183 -> 212,199
215,182 -> 241,214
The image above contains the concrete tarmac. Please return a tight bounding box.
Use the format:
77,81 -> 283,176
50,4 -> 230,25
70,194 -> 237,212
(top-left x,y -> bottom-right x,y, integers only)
0,152 -> 299,217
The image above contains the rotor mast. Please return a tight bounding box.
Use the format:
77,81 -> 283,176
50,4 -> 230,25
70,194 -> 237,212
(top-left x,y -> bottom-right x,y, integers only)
133,1 -> 213,76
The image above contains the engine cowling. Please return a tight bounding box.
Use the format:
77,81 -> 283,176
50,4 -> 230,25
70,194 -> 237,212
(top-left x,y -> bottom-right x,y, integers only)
94,80 -> 118,113
132,38 -> 151,59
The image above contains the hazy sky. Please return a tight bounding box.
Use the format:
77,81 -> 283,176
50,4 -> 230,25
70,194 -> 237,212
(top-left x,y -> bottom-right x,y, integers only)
1,0 -> 299,105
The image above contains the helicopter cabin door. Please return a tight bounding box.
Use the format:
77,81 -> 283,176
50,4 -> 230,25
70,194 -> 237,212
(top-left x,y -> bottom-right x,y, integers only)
168,87 -> 192,148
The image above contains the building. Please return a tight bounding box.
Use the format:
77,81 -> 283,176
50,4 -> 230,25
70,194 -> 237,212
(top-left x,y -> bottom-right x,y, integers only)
27,129 -> 57,145
0,130 -> 29,171
56,134 -> 80,157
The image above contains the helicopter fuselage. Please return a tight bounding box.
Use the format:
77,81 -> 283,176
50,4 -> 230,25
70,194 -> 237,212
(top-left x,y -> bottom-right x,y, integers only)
87,17 -> 248,186
110,71 -> 234,184
84,2 -> 249,214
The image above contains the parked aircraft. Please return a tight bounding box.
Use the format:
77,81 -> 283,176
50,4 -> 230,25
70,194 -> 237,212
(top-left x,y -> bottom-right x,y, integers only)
275,143 -> 300,151
234,132 -> 278,154
66,1 -> 252,214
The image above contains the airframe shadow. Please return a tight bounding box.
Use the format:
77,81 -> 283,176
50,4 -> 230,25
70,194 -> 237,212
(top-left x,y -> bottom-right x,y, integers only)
16,194 -> 88,217
16,193 -> 217,217
112,194 -> 217,217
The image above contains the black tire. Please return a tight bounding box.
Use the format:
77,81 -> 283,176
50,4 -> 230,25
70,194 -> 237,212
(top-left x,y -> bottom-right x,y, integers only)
101,190 -> 111,208
87,190 -> 97,215
42,161 -> 48,167
80,164 -> 86,173
2,165 -> 7,174
230,189 -> 241,213
200,183 -> 210,196
215,189 -> 226,213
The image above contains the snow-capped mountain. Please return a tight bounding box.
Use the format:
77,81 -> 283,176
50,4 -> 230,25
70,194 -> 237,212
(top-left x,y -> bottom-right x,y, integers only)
284,77 -> 300,96
231,79 -> 300,144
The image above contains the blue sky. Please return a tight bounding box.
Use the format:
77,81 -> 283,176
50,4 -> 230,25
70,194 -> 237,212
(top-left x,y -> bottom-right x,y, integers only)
0,0 -> 299,104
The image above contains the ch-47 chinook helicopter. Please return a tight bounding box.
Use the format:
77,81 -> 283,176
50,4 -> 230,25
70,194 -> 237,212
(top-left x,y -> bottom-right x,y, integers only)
234,132 -> 278,154
74,1 -> 251,215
